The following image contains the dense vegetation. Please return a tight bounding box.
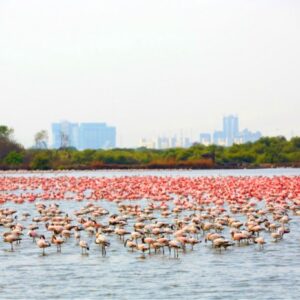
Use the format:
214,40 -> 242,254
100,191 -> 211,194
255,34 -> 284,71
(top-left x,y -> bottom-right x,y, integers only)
0,125 -> 300,170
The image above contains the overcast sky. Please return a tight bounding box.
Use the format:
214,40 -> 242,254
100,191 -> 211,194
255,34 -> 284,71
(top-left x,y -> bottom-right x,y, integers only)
0,0 -> 299,147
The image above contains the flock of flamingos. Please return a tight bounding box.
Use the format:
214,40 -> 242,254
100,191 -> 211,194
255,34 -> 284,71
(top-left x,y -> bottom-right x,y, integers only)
0,175 -> 300,258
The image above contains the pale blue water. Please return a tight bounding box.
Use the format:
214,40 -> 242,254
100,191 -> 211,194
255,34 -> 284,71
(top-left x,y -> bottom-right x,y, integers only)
1,169 -> 300,300
1,167 -> 300,177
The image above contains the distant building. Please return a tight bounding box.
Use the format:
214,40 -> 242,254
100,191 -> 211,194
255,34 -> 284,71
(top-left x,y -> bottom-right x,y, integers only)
183,137 -> 191,148
223,115 -> 239,146
199,133 -> 211,146
79,123 -> 116,150
200,115 -> 262,147
213,131 -> 226,146
139,135 -> 192,149
156,137 -> 170,149
52,121 -> 116,149
52,121 -> 79,149
170,136 -> 177,148
239,128 -> 262,143
139,138 -> 156,149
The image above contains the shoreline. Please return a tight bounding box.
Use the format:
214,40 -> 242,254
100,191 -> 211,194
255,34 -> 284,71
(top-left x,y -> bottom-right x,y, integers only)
0,166 -> 300,174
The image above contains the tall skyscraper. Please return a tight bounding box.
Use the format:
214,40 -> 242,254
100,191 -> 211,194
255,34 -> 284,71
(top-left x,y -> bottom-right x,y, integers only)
223,115 -> 239,146
52,121 -> 116,149
79,123 -> 116,150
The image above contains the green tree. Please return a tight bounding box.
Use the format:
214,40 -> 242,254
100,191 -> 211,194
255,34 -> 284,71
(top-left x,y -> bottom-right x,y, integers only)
4,151 -> 24,166
291,137 -> 300,149
0,125 -> 14,139
34,130 -> 48,149
0,125 -> 23,160
30,152 -> 51,170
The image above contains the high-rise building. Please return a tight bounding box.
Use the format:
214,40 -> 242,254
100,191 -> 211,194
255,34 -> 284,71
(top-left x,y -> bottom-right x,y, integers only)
213,131 -> 226,146
156,137 -> 170,149
52,121 -> 79,149
52,121 -> 116,149
183,137 -> 191,148
239,129 -> 262,143
199,133 -> 211,146
201,115 -> 262,147
79,123 -> 116,150
223,115 -> 239,146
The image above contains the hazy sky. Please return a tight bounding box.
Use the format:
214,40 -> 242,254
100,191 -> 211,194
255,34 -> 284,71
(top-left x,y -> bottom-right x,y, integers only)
0,0 -> 299,147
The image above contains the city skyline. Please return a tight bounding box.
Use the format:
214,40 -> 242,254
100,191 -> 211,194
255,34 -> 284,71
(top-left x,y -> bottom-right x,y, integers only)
140,115 -> 262,149
52,121 -> 116,150
200,115 -> 262,147
2,113 -> 297,149
1,1 -> 300,147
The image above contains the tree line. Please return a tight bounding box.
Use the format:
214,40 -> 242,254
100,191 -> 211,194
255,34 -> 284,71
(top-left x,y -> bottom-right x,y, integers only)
0,125 -> 300,170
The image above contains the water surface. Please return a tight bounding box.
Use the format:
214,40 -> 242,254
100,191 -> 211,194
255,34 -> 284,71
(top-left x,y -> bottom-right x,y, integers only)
1,169 -> 300,300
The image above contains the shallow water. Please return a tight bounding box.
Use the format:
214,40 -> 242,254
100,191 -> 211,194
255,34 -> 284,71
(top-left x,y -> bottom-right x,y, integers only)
2,167 -> 300,177
1,169 -> 300,300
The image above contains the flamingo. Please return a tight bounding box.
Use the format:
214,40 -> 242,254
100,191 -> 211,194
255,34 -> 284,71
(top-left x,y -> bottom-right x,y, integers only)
95,234 -> 110,256
37,235 -> 51,255
3,233 -> 22,251
254,237 -> 266,249
79,240 -> 89,254
51,235 -> 64,252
